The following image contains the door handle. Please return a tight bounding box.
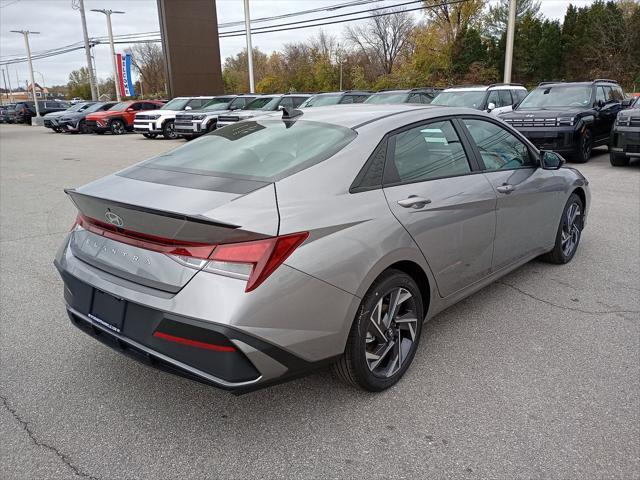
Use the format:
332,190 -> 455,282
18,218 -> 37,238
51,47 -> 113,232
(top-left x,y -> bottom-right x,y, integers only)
397,196 -> 432,209
496,184 -> 515,194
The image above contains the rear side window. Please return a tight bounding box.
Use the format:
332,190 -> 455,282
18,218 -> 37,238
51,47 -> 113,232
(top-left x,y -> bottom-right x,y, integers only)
611,86 -> 624,101
386,120 -> 471,184
143,120 -> 356,180
512,89 -> 528,103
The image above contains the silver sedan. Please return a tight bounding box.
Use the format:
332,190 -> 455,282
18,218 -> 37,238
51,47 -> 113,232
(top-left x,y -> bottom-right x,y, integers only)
55,104 -> 590,392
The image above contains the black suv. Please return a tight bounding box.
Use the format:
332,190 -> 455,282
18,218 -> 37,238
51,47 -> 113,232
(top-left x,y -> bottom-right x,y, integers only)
14,100 -> 71,125
610,96 -> 640,166
299,90 -> 372,107
364,88 -> 442,105
501,80 -> 625,163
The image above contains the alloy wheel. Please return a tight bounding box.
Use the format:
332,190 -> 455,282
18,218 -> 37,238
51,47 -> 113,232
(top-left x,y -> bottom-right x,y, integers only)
561,202 -> 581,257
111,121 -> 125,135
581,131 -> 592,161
365,287 -> 418,378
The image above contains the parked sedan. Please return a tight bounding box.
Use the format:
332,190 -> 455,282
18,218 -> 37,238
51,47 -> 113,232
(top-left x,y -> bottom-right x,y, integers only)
59,102 -> 118,133
55,105 -> 589,393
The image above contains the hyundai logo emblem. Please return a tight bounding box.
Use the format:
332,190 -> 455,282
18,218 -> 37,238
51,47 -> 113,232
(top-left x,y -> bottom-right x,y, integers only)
105,211 -> 124,228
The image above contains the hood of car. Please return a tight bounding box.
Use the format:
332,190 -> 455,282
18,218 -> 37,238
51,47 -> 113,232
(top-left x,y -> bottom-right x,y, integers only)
44,110 -> 67,118
86,110 -> 125,119
503,106 -> 586,119
617,106 -> 640,118
59,112 -> 86,121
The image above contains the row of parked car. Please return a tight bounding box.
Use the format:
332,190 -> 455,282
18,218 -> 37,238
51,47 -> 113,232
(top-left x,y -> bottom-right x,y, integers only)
1,79 -> 638,166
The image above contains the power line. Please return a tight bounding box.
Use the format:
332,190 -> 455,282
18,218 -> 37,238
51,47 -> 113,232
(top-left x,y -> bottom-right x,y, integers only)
0,0 -> 470,65
218,0 -> 425,35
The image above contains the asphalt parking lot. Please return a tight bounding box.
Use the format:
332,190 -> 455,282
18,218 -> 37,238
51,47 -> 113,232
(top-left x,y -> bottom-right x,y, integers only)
1,124 -> 638,480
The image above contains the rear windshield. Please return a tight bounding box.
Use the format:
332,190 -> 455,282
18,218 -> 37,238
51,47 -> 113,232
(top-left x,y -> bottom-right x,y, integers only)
141,119 -> 356,180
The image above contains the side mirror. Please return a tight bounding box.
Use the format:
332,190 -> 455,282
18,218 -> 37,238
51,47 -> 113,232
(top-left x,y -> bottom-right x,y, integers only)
125,107 -> 134,112
229,105 -> 238,111
540,150 -> 564,170
185,106 -> 192,110
487,102 -> 496,112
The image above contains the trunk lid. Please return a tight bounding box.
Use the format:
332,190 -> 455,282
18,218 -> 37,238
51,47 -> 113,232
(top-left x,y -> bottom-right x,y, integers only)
66,169 -> 279,293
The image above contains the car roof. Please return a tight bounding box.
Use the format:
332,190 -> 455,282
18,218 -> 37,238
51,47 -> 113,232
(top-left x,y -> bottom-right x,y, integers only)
256,103 -> 480,129
444,84 -> 526,92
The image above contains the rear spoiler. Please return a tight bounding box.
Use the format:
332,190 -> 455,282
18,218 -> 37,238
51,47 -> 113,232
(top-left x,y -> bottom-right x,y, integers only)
65,189 -> 246,244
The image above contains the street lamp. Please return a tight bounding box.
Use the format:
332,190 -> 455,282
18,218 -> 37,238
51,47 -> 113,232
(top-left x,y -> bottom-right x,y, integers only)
91,8 -> 125,101
10,30 -> 41,122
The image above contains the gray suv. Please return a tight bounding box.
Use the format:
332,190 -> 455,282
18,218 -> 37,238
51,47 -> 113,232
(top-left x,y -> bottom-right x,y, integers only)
216,94 -> 311,128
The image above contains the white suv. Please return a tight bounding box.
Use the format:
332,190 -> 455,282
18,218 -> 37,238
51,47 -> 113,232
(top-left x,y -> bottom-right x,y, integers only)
133,96 -> 214,139
430,83 -> 528,116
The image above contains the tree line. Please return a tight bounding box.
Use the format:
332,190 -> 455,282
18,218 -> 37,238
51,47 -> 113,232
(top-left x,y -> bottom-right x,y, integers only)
64,0 -> 639,99
222,0 -> 640,94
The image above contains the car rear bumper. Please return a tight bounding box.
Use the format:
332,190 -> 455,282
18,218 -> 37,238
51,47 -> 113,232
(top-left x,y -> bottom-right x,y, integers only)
611,128 -> 640,157
54,236 -> 358,392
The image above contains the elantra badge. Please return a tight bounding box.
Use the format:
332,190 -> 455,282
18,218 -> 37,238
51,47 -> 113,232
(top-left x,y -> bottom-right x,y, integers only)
105,211 -> 124,227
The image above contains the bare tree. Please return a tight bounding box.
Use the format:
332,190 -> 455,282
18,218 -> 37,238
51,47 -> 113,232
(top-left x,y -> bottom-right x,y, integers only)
345,8 -> 415,75
126,43 -> 166,96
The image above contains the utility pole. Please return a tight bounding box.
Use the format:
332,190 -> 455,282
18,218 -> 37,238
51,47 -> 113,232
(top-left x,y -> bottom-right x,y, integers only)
503,0 -> 517,83
243,0 -> 255,93
91,8 -> 125,101
6,67 -> 14,102
73,0 -> 98,100
11,30 -> 41,122
2,69 -> 10,102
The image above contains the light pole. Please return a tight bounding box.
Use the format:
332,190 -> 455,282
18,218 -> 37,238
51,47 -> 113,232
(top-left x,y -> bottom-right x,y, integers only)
10,30 -> 41,122
243,0 -> 255,93
91,8 -> 125,101
73,0 -> 98,100
503,0 -> 517,83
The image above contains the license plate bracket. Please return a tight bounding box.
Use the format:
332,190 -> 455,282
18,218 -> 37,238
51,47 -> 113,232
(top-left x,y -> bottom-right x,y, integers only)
89,290 -> 126,333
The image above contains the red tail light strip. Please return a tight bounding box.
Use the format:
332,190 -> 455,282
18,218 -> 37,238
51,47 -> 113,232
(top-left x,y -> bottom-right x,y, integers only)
76,214 -> 216,259
153,331 -> 236,352
210,232 -> 309,292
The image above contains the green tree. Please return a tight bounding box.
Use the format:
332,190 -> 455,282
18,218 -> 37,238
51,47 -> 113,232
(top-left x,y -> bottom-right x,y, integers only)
67,67 -> 91,99
450,27 -> 486,78
484,0 -> 541,38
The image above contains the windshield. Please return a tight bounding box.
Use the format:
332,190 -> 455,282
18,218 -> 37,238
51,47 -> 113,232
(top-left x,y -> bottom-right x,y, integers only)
517,85 -> 592,109
364,92 -> 409,104
244,97 -> 280,111
200,97 -> 234,110
84,103 -> 108,113
142,119 -> 356,180
430,91 -> 486,108
161,98 -> 189,110
68,102 -> 92,112
301,95 -> 341,107
109,102 -> 130,111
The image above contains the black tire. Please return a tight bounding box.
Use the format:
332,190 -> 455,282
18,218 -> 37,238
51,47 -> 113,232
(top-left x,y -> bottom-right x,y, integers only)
95,130 -> 105,135
333,269 -> 424,391
109,119 -> 126,135
609,152 -> 629,167
540,193 -> 584,264
53,127 -> 62,133
142,133 -> 158,139
571,129 -> 592,163
162,120 -> 178,139
77,120 -> 87,134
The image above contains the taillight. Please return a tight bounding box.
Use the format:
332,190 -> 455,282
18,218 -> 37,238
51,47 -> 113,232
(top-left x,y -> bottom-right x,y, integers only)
76,214 -> 216,259
205,232 -> 309,292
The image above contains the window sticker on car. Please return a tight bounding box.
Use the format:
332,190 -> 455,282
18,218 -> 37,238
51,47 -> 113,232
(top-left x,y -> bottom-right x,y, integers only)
421,128 -> 447,143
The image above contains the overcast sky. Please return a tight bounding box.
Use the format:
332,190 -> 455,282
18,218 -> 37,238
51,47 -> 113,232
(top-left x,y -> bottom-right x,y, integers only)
0,0 -> 597,88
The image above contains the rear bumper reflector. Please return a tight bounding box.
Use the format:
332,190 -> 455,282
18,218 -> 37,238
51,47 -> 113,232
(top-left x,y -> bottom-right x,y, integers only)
153,331 -> 236,352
